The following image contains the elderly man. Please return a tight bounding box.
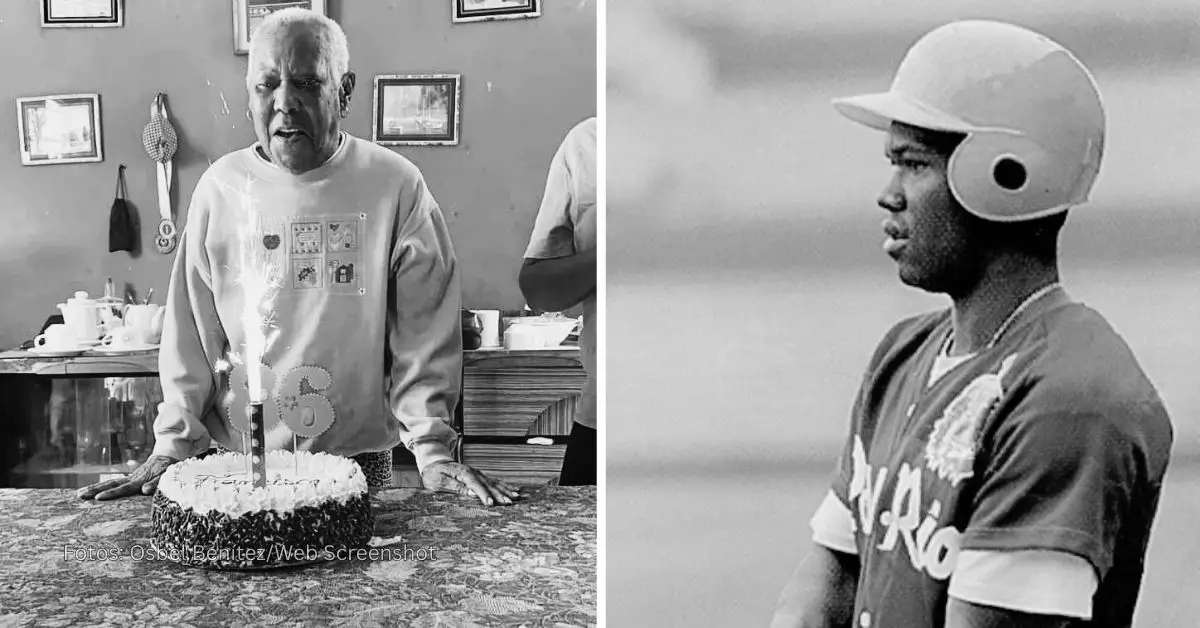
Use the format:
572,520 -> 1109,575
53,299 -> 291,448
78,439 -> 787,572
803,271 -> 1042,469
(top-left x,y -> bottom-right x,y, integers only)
519,117 -> 598,486
771,21 -> 1172,628
78,8 -> 517,506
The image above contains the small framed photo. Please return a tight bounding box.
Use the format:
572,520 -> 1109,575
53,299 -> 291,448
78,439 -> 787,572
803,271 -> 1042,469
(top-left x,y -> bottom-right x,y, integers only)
373,75 -> 462,146
40,0 -> 124,28
452,0 -> 540,24
16,94 -> 104,166
232,0 -> 327,55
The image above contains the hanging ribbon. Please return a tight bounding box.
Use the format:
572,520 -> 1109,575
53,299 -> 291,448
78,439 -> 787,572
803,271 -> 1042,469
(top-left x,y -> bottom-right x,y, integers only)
143,93 -> 179,255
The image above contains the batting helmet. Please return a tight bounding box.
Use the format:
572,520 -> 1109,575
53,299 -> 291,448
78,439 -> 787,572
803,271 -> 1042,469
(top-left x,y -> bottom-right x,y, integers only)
833,20 -> 1105,222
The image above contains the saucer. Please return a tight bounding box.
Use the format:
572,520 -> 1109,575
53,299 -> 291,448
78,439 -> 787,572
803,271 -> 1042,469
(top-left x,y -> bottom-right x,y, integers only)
28,346 -> 88,357
90,343 -> 159,355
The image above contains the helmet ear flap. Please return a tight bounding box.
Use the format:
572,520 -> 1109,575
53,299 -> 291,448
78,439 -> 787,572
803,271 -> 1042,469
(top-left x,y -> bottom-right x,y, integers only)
947,131 -> 1075,222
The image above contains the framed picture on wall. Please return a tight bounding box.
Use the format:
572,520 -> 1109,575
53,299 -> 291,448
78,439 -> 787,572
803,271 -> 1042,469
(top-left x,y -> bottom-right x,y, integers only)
15,94 -> 104,166
452,0 -> 540,24
40,0 -> 124,28
233,0 -> 327,54
373,75 -> 462,146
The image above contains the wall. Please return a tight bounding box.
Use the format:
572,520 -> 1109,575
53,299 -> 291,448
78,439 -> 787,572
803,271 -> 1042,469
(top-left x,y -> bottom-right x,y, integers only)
0,0 -> 596,349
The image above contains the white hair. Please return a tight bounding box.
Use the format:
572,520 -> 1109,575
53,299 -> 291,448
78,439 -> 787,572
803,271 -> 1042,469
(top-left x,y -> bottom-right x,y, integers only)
246,8 -> 350,83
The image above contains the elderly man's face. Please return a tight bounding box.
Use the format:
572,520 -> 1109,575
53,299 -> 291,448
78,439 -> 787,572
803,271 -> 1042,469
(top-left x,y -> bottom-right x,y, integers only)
247,23 -> 351,174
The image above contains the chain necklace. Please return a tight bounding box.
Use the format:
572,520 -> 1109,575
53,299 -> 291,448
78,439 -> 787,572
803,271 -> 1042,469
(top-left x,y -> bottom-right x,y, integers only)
942,281 -> 1063,356
986,282 -> 1062,348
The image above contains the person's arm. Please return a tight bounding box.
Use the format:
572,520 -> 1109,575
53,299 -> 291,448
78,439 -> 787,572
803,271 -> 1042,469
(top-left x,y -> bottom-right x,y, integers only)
78,180 -> 226,500
519,122 -> 595,312
386,178 -> 462,472
771,544 -> 859,628
770,324 -> 907,627
151,213 -> 227,461
944,598 -> 1074,628
519,249 -> 596,312
389,178 -> 519,506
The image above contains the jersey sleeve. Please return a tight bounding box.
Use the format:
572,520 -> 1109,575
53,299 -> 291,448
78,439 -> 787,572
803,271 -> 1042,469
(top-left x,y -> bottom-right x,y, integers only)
523,129 -> 578,260
961,393 -> 1159,579
949,549 -> 1098,619
810,490 -> 858,554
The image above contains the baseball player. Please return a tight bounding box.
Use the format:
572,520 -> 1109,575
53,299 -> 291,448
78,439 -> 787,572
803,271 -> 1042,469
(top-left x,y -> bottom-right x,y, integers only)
771,21 -> 1173,628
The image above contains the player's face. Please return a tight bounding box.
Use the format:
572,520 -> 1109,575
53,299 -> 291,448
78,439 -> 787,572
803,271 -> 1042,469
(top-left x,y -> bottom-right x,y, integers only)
877,123 -> 983,295
247,23 -> 351,174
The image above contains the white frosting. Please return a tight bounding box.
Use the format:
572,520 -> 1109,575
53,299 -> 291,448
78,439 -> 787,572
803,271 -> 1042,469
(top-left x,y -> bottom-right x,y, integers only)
158,450 -> 368,518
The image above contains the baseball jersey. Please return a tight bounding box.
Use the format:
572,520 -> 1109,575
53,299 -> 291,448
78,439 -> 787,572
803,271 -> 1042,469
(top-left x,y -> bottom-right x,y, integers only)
816,290 -> 1173,627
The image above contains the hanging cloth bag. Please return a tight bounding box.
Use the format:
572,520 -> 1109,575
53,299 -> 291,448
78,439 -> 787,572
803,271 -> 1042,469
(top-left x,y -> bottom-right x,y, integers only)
108,164 -> 136,253
142,93 -> 179,254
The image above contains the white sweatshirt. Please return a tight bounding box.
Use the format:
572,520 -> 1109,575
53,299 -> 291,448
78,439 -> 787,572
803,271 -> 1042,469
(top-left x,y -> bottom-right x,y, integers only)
152,133 -> 461,471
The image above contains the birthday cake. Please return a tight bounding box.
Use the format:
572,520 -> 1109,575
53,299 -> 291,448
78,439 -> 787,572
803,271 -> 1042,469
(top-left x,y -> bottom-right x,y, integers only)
150,450 -> 374,569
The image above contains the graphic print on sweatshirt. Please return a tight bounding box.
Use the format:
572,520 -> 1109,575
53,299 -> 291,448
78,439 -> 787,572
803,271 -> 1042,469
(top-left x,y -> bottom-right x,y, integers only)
256,213 -> 367,296
221,211 -> 367,444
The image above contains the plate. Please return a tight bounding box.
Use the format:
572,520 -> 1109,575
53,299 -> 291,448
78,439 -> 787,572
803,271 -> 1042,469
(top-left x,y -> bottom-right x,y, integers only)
27,347 -> 88,357
89,344 -> 159,355
213,556 -> 329,571
476,345 -> 579,351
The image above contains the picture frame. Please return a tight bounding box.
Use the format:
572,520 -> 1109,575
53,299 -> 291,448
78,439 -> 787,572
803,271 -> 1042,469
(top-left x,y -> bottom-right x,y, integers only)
15,94 -> 104,166
232,0 -> 327,55
40,0 -> 123,28
452,0 -> 540,24
373,75 -> 462,146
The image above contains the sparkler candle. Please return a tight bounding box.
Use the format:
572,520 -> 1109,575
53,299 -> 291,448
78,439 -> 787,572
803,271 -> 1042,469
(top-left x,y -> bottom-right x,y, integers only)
249,402 -> 267,488
229,174 -> 282,489
245,320 -> 268,489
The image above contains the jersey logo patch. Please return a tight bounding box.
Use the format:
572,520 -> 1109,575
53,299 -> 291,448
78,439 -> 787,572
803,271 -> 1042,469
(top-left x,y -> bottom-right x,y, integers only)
924,353 -> 1018,486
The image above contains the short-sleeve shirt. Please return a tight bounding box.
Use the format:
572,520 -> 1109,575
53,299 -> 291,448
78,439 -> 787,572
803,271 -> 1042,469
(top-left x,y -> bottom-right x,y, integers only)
523,117 -> 597,429
826,292 -> 1173,627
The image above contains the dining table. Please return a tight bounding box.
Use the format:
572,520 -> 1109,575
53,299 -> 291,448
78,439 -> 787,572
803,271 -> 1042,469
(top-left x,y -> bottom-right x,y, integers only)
0,486 -> 596,627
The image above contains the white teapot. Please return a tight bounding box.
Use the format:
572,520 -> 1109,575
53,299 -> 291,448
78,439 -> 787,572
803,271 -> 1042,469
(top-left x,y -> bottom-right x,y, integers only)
122,303 -> 166,345
56,291 -> 107,342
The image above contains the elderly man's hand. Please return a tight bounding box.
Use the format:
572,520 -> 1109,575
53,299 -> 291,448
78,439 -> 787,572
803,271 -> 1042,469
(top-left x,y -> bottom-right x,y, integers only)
76,455 -> 178,501
421,461 -> 521,506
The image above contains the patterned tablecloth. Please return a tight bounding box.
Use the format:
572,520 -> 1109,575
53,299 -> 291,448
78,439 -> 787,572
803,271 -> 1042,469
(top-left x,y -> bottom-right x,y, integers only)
0,487 -> 596,627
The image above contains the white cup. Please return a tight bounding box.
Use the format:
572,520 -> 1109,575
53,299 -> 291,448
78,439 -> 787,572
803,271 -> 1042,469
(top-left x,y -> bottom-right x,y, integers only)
474,310 -> 500,348
34,324 -> 80,350
101,326 -> 139,350
123,304 -> 161,344
504,324 -> 542,350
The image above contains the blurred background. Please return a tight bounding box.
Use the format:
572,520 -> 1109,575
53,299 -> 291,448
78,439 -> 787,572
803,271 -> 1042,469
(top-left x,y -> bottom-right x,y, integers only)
606,1 -> 1200,626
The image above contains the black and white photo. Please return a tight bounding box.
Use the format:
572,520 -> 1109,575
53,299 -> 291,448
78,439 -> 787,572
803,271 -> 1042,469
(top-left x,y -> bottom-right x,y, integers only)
0,2 -> 595,624
372,74 -> 462,146
40,0 -> 123,28
16,93 -> 103,165
232,0 -> 327,54
452,0 -> 540,24
606,2 -> 1200,627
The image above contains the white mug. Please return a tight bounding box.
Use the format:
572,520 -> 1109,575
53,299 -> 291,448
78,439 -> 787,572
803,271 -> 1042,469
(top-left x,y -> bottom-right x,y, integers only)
123,304 -> 164,344
34,324 -> 79,350
474,310 -> 501,348
101,326 -> 140,349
